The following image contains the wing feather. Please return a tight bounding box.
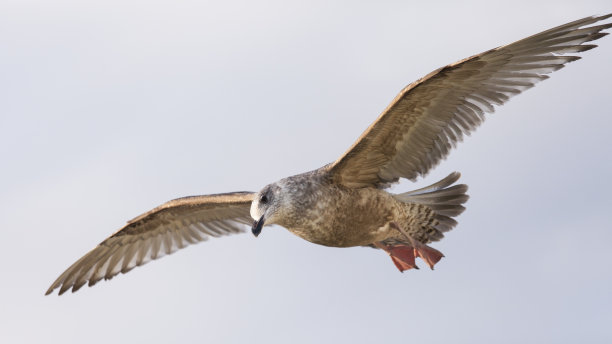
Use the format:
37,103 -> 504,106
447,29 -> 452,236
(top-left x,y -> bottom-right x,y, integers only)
328,14 -> 611,188
46,191 -> 255,295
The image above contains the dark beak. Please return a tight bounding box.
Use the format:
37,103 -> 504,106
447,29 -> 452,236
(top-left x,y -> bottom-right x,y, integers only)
252,215 -> 265,237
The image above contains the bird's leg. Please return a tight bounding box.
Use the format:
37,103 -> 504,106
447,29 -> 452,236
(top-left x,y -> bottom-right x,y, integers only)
389,222 -> 444,270
373,242 -> 419,272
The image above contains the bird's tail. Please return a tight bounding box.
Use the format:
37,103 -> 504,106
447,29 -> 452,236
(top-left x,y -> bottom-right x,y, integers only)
393,172 -> 469,238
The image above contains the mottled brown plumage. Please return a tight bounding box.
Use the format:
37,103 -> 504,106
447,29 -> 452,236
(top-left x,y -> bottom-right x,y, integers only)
252,169 -> 464,248
47,14 -> 611,295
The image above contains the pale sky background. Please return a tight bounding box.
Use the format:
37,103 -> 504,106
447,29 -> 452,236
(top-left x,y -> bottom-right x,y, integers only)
1,1 -> 611,343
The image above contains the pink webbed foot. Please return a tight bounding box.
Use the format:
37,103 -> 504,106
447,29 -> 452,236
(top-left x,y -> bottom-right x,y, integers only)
375,240 -> 444,272
412,242 -> 444,270
389,245 -> 419,272
387,222 -> 445,270
375,243 -> 419,272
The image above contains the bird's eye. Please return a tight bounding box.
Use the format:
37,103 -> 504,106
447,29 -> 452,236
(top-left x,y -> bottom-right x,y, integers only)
260,194 -> 268,203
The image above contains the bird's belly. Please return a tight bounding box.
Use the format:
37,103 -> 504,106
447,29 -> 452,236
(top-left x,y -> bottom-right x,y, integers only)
288,222 -> 392,247
285,191 -> 397,247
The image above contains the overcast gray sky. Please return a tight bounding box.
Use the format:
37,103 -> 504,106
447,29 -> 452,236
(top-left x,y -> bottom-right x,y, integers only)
1,1 -> 611,343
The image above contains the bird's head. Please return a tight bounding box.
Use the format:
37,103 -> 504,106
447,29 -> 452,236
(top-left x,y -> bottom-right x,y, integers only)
250,183 -> 285,237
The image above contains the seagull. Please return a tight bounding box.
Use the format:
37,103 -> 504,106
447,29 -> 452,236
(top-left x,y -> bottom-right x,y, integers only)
47,14 -> 612,295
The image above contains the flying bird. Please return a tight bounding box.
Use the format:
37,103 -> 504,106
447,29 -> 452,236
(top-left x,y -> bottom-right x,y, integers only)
47,14 -> 612,295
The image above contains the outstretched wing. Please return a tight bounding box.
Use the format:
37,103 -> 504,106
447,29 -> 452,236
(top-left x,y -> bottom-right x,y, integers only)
46,191 -> 255,295
328,14 -> 612,188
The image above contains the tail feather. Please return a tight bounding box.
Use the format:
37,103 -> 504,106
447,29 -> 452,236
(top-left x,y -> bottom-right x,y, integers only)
394,172 -> 469,237
398,172 -> 461,197
430,204 -> 465,217
433,214 -> 458,233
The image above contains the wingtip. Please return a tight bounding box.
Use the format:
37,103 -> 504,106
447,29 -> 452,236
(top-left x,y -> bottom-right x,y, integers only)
596,13 -> 612,21
45,282 -> 59,296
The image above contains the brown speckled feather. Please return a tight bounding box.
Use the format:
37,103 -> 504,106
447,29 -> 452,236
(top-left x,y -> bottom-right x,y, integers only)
329,14 -> 612,188
46,192 -> 255,295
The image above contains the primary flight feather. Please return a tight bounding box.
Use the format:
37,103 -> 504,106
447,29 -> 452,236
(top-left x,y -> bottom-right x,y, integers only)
47,14 -> 612,295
